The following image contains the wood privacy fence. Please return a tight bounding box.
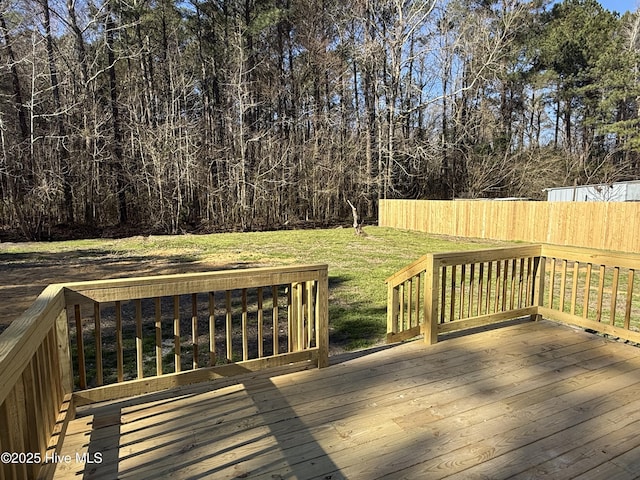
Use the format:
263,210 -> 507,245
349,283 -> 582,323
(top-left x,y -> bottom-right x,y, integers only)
379,200 -> 640,252
0,264 -> 328,480
387,245 -> 640,345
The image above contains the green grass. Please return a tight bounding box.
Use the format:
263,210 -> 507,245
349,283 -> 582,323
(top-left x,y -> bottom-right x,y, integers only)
3,227 -> 504,350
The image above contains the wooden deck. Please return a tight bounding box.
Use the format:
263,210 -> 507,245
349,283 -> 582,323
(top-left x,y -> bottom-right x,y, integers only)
53,319 -> 640,480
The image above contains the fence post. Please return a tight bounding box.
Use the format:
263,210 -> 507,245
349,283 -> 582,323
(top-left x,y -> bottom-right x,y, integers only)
423,254 -> 439,345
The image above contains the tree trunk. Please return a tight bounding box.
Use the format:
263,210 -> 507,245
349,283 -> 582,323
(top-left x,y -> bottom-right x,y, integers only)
106,4 -> 128,224
42,0 -> 74,223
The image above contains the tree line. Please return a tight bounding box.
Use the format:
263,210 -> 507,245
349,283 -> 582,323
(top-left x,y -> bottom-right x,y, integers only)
0,0 -> 638,239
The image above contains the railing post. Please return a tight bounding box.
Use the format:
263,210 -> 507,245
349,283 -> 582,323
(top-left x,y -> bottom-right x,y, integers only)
423,254 -> 439,345
55,308 -> 74,395
316,268 -> 329,368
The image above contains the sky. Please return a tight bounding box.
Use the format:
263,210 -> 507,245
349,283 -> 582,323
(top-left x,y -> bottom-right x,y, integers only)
596,0 -> 637,14
547,0 -> 636,16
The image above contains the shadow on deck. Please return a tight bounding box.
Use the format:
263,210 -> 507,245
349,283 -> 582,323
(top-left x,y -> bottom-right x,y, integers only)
55,319 -> 640,479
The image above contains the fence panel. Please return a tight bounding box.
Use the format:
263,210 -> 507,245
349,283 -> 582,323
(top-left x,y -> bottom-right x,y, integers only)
379,200 -> 640,252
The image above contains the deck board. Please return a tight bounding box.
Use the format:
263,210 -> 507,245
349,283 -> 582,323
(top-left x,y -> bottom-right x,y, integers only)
53,320 -> 640,479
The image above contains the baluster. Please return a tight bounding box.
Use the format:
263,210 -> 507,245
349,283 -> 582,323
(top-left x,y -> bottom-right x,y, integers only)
485,261 -> 493,314
450,265 -> 457,321
209,292 -> 216,366
459,264 -> 466,320
440,267 -> 447,324
136,299 -> 143,379
192,293 -> 199,369
610,267 -> 620,326
399,282 -> 405,330
257,287 -> 264,358
524,257 -> 532,306
570,262 -> 579,315
306,281 -> 315,349
596,265 -> 606,322
242,289 -> 248,361
272,286 -> 279,355
226,291 -> 233,362
509,259 -> 517,310
406,278 -> 413,328
155,297 -> 162,376
548,258 -> 556,310
414,274 -> 421,328
559,260 -> 567,312
173,295 -> 181,372
501,260 -> 509,311
74,305 -> 86,389
624,269 -> 634,330
94,303 -> 103,386
477,262 -> 484,316
494,261 -> 502,313
517,258 -> 525,308
116,301 -> 123,382
468,263 -> 475,318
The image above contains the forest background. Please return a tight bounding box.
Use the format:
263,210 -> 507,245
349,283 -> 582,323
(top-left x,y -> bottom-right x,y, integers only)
0,0 -> 638,240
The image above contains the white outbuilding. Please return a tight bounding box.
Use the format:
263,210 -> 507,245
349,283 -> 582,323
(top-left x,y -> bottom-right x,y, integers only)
545,180 -> 640,202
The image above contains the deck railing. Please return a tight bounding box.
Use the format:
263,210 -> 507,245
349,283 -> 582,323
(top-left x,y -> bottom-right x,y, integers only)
386,245 -> 542,344
0,264 -> 328,480
387,245 -> 640,345
539,246 -> 640,343
0,285 -> 71,480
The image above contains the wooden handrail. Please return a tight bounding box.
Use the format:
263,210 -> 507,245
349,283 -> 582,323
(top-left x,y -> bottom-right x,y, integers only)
0,285 -> 68,404
431,245 -> 541,267
63,264 -> 326,303
385,254 -> 432,287
540,245 -> 640,270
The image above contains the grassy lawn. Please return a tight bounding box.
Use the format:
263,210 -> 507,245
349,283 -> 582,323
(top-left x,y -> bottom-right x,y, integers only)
1,227 -> 503,350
